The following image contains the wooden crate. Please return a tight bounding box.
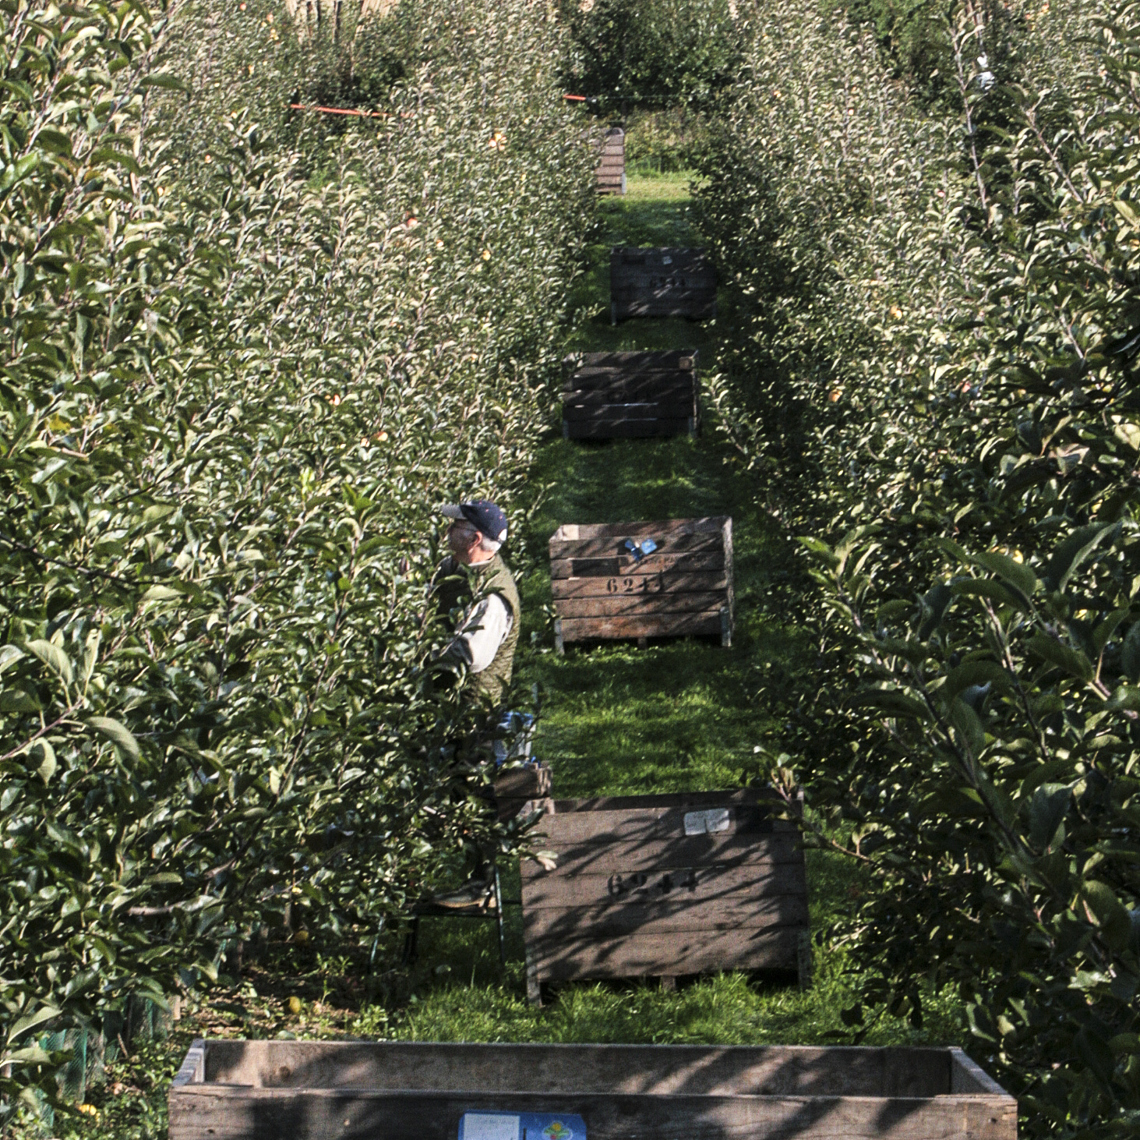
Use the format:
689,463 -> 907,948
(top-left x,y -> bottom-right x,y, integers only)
595,126 -> 625,195
493,763 -> 552,822
610,247 -> 716,322
561,349 -> 699,440
169,1038 -> 1017,1140
520,789 -> 809,1000
549,516 -> 733,650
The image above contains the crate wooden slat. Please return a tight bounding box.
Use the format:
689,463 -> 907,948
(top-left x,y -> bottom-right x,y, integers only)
520,789 -> 810,998
549,517 -> 732,649
493,764 -> 552,822
610,247 -> 716,321
562,349 -> 699,440
594,126 -> 625,195
169,1039 -> 1018,1140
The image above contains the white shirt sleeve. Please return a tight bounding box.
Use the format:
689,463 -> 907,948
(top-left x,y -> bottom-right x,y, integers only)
447,592 -> 513,673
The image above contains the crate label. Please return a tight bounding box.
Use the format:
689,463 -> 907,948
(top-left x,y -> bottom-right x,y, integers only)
459,1112 -> 586,1140
684,808 -> 731,835
460,1114 -> 520,1140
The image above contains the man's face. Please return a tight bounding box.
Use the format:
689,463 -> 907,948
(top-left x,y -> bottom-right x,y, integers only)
447,520 -> 482,563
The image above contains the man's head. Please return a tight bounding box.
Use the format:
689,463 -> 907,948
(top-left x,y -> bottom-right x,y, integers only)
440,499 -> 508,565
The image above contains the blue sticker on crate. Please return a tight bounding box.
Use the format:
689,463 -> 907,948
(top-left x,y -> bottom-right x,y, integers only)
458,1111 -> 586,1140
624,537 -> 657,561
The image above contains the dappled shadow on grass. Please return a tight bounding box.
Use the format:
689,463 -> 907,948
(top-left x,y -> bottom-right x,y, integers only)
528,638 -> 759,795
377,918 -> 966,1052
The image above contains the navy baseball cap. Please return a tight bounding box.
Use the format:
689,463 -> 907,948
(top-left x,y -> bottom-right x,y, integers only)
440,499 -> 508,544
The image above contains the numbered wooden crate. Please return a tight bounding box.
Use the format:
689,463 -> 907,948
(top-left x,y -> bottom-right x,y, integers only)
595,126 -> 625,195
610,247 -> 716,322
520,789 -> 809,1002
169,1038 -> 1017,1140
550,516 -> 732,650
561,349 -> 699,440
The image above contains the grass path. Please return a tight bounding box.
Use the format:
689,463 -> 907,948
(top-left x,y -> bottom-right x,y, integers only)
514,173 -> 800,797
396,173 -> 966,1049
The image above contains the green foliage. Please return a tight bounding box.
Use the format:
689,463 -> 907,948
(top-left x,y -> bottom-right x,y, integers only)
697,0 -> 1140,1134
557,0 -> 742,112
0,0 -> 593,1126
622,108 -> 713,174
826,0 -> 950,94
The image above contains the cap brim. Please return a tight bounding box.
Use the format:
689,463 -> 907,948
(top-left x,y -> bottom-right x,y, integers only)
439,504 -> 464,519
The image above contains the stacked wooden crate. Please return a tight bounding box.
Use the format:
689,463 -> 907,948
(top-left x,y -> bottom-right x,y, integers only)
594,126 -> 625,195
550,516 -> 732,649
561,349 -> 699,440
610,247 -> 716,322
520,788 -> 809,1003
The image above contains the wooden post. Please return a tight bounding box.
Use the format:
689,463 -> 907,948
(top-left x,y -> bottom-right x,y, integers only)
493,866 -> 506,966
525,944 -> 542,1007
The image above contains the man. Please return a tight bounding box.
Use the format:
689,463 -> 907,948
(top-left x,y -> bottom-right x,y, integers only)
419,498 -> 521,915
432,498 -> 520,711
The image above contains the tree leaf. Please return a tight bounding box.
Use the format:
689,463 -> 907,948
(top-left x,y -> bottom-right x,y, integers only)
31,739 -> 56,785
944,659 -> 1010,701
10,1005 -> 62,1042
1083,881 -> 1132,951
1122,622 -> 1140,683
1040,523 -> 1115,593
86,716 -> 140,759
24,639 -> 73,686
1028,634 -> 1094,681
917,581 -> 953,639
949,698 -> 986,756
971,550 -> 1037,601
140,73 -> 190,92
852,688 -> 929,720
1027,782 -> 1070,851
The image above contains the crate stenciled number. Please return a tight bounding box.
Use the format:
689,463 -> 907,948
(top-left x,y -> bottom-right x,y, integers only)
610,248 -> 716,322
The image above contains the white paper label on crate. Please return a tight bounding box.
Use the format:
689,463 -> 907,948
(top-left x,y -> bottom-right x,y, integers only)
683,808 -> 731,836
459,1113 -> 521,1140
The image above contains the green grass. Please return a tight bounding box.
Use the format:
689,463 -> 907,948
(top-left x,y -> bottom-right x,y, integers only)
511,171 -> 802,796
